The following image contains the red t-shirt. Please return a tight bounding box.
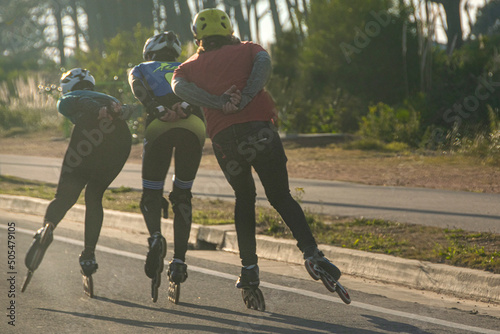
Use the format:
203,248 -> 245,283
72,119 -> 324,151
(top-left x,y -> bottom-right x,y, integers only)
174,41 -> 276,139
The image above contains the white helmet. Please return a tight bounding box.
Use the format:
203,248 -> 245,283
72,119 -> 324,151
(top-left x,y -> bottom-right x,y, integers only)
60,68 -> 95,94
143,31 -> 182,60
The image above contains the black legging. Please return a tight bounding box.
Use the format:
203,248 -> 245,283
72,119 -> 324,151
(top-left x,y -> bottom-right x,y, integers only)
141,128 -> 202,261
44,118 -> 131,251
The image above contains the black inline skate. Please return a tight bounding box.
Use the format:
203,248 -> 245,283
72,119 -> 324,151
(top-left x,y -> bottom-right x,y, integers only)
304,248 -> 351,304
167,259 -> 188,304
22,222 -> 54,292
236,264 -> 265,311
79,249 -> 98,298
145,232 -> 167,302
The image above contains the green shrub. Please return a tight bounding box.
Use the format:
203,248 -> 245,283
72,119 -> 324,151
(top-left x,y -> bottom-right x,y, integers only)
359,102 -> 421,146
344,138 -> 386,151
384,141 -> 410,152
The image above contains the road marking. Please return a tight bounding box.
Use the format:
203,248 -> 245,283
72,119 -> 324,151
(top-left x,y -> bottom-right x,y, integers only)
6,225 -> 500,334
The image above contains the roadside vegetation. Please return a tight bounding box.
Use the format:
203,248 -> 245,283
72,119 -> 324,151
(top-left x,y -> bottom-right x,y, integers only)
1,175 -> 498,274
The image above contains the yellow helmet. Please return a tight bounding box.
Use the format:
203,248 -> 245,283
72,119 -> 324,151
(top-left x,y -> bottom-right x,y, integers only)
192,8 -> 233,40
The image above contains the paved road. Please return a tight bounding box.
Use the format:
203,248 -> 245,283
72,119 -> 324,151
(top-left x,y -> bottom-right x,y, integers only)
2,211 -> 499,333
1,154 -> 499,233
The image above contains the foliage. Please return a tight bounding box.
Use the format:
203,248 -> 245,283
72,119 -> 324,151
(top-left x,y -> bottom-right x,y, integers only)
424,34 -> 500,132
268,0 -> 421,134
302,0 -> 419,103
359,102 -> 421,146
74,24 -> 153,102
0,75 -> 60,135
436,105 -> 500,164
344,138 -> 409,152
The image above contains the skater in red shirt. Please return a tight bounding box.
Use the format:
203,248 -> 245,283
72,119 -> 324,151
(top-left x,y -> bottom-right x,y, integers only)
172,8 -> 350,308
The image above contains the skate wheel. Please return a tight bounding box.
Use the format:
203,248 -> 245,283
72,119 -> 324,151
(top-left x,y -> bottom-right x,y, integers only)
168,281 -> 180,304
241,289 -> 251,309
304,260 -> 321,280
254,288 -> 266,312
241,288 -> 265,312
83,275 -> 94,298
320,273 -> 337,293
336,282 -> 351,304
21,271 -> 34,293
155,270 -> 162,288
151,277 -> 159,303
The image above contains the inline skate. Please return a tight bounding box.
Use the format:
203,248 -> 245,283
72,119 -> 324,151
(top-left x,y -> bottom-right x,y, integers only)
167,259 -> 188,304
21,222 -> 54,292
79,249 -> 98,298
145,232 -> 167,302
236,264 -> 265,311
304,248 -> 351,304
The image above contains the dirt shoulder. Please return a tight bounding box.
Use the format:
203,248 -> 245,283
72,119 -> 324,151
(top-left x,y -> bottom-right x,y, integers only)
1,130 -> 499,194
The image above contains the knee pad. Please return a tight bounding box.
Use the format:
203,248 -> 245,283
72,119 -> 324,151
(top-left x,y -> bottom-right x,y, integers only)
169,187 -> 192,221
140,188 -> 163,216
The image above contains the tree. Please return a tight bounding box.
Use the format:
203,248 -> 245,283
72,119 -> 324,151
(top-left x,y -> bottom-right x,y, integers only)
0,1 -> 50,57
430,0 -> 463,53
225,0 -> 252,40
471,0 -> 500,36
268,0 -> 283,38
268,0 -> 422,133
75,24 -> 153,101
83,0 -> 154,51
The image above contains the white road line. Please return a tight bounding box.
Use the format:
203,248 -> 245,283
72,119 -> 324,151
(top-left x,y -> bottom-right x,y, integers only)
6,225 -> 500,334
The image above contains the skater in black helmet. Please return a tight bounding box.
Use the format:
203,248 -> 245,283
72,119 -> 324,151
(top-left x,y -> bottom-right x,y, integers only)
172,8 -> 350,308
22,68 -> 132,297
128,31 -> 206,303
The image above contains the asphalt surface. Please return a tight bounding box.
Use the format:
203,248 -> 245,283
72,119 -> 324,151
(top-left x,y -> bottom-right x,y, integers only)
1,210 -> 500,334
1,194 -> 499,306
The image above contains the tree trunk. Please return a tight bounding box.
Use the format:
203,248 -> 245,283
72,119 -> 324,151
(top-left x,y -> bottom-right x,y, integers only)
164,0 -> 181,34
285,0 -> 304,38
230,0 -> 251,40
268,0 -> 282,38
177,0 -> 194,42
83,0 -> 105,50
83,0 -> 154,51
70,0 -> 81,50
301,0 -> 308,20
432,0 -> 463,53
252,0 -> 261,44
203,0 -> 217,8
53,1 -> 66,66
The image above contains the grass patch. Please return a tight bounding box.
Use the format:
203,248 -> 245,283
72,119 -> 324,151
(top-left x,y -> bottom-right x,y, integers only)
1,175 -> 498,274
343,139 -> 410,152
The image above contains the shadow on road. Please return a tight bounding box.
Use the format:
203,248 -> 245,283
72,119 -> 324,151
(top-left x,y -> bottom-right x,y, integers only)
39,295 -> 383,333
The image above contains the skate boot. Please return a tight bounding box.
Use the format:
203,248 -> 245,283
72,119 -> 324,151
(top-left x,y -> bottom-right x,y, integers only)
167,259 -> 188,304
145,232 -> 166,302
304,247 -> 351,304
22,222 -> 54,292
236,265 -> 265,311
79,249 -> 98,298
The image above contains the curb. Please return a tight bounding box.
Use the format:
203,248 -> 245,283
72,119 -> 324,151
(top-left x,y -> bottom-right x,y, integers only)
1,194 -> 499,303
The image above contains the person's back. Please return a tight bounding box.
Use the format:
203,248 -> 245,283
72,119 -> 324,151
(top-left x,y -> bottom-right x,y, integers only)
22,68 -> 131,297
175,41 -> 275,138
129,31 -> 206,303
